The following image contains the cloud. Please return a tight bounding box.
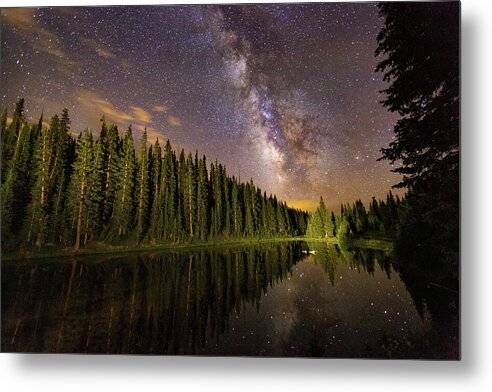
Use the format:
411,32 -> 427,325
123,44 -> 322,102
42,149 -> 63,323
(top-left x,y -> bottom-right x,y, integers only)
76,90 -> 133,124
2,8 -> 71,62
152,105 -> 168,113
95,47 -> 115,59
166,115 -> 182,127
2,8 -> 33,29
75,90 -> 180,141
78,36 -> 133,76
131,106 -> 152,124
74,89 -> 183,146
3,9 -> 134,79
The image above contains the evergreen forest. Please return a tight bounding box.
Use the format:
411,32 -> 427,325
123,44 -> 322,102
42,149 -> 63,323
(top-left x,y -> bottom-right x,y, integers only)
1,102 -> 308,252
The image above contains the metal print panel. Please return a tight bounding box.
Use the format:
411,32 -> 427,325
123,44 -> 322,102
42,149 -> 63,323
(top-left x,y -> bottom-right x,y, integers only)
0,1 -> 460,359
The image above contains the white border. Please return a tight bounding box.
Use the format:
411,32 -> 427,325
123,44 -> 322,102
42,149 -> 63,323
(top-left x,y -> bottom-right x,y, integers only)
1,0 -> 491,391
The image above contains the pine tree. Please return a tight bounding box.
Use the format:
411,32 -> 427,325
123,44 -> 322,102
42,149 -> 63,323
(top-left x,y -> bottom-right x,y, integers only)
306,197 -> 334,239
48,109 -> 73,244
183,152 -> 197,238
177,149 -> 187,239
1,99 -> 25,181
336,215 -> 350,242
161,140 -> 179,241
87,137 -> 105,239
26,118 -> 55,246
266,195 -> 277,235
223,171 -> 231,237
243,182 -> 254,236
306,209 -> 321,238
260,192 -> 268,236
376,2 -> 459,265
149,139 -> 163,241
318,196 -> 333,238
367,197 -> 382,233
196,155 -> 209,240
354,200 -> 369,234
276,202 -> 287,235
110,126 -> 136,238
25,113 -> 69,247
100,122 -> 121,226
136,129 -> 149,240
67,129 -> 94,250
1,123 -> 33,246
0,107 -> 9,183
331,211 -> 337,237
250,181 -> 259,235
0,108 -> 7,134
148,139 -> 162,241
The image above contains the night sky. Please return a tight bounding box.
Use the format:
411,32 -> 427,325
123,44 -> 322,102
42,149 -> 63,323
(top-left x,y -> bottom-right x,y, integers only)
1,3 -> 402,212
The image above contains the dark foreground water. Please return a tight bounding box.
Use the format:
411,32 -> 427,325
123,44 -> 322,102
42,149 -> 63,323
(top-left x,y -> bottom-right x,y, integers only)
1,241 -> 459,358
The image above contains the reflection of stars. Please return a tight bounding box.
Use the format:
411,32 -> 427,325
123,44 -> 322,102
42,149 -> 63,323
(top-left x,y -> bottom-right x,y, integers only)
201,246 -> 429,356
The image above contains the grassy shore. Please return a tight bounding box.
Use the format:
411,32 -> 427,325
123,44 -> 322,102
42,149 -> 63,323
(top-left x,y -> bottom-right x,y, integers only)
2,236 -> 393,261
2,237 -> 302,261
342,237 -> 394,252
303,237 -> 393,252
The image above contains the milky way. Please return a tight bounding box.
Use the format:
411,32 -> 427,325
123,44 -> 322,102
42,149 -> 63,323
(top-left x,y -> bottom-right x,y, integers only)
1,3 -> 402,211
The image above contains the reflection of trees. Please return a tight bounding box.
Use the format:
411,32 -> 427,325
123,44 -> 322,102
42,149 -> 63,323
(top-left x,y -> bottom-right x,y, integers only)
1,243 -> 305,354
349,247 -> 392,279
392,260 -> 459,356
369,259 -> 460,359
305,241 -> 458,358
306,242 -> 392,285
305,237 -> 457,341
2,241 -> 458,358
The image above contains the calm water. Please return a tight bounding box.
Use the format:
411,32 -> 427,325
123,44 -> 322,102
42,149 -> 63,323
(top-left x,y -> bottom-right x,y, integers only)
1,241 -> 459,358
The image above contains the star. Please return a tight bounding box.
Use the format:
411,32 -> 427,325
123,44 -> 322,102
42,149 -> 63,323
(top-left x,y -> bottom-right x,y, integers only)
1,3 -> 403,213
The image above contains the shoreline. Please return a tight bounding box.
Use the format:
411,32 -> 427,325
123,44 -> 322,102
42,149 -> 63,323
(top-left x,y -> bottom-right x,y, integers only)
2,236 -> 393,262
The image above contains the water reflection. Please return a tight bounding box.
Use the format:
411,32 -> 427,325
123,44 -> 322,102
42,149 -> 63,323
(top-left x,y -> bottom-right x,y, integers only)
308,242 -> 393,285
1,241 -> 458,358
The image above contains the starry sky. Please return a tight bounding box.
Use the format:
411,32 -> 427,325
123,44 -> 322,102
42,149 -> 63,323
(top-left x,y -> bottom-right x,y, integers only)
1,3 -> 402,212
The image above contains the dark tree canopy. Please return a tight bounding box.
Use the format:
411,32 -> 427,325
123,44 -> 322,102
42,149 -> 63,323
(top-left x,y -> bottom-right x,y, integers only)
306,192 -> 401,242
376,1 -> 459,193
376,2 -> 460,268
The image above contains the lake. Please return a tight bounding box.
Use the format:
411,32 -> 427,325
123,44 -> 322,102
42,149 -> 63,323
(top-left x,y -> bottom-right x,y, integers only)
1,241 -> 459,358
